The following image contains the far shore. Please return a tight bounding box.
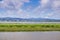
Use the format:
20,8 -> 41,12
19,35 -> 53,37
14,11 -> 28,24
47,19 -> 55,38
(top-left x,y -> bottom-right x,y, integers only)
0,22 -> 60,24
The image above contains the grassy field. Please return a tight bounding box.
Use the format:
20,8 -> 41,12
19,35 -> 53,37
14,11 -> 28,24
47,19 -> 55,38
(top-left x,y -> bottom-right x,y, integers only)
0,23 -> 60,32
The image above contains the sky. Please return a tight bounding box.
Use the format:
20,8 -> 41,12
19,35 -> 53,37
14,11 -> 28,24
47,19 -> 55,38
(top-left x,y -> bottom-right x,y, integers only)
0,0 -> 60,19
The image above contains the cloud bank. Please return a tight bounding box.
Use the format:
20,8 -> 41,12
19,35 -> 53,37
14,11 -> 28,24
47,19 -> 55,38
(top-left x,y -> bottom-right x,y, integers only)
0,0 -> 60,19
33,0 -> 60,19
0,0 -> 30,18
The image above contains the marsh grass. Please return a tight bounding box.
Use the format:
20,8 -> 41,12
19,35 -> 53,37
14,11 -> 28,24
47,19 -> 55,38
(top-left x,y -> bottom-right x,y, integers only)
0,23 -> 60,32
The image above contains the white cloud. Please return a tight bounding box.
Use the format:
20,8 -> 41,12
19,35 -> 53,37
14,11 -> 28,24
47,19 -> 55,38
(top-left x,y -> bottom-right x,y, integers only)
51,0 -> 60,10
22,0 -> 30,3
0,0 -> 30,18
33,0 -> 60,19
0,0 -> 30,10
0,8 -> 31,18
41,0 -> 49,7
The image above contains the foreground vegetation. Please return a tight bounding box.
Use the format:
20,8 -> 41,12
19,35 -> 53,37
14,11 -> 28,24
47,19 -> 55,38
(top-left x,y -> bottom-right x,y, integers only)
0,23 -> 60,32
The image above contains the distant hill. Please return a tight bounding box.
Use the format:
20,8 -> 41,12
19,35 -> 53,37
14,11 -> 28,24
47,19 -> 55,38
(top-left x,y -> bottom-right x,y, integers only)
0,17 -> 60,22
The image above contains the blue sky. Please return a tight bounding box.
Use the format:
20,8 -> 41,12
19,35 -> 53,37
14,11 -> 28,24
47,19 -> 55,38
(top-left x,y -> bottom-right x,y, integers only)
0,0 -> 60,19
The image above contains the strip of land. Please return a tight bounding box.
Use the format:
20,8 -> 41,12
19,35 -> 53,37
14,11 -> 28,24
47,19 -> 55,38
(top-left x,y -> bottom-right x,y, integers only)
0,23 -> 60,32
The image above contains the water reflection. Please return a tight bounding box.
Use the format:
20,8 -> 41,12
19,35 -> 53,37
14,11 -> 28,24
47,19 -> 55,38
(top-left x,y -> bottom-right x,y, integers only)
0,32 -> 60,40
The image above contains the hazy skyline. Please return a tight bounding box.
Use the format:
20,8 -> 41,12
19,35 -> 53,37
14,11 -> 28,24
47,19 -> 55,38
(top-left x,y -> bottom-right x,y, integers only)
0,0 -> 60,19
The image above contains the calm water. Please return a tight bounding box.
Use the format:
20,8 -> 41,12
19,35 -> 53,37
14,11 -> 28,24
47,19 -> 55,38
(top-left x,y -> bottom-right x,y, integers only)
0,32 -> 60,40
0,22 -> 60,24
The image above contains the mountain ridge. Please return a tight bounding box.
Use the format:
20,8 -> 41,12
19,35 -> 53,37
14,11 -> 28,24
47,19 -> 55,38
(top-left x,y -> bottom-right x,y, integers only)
0,17 -> 60,22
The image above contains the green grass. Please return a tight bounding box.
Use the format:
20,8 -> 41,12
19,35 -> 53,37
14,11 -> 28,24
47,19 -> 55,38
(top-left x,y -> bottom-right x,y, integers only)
0,23 -> 60,32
